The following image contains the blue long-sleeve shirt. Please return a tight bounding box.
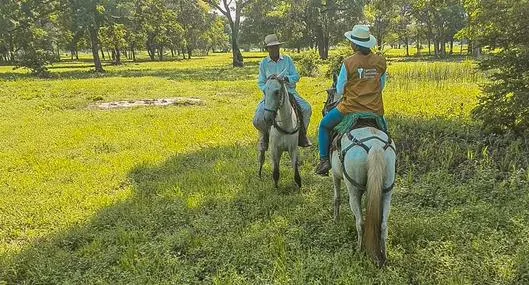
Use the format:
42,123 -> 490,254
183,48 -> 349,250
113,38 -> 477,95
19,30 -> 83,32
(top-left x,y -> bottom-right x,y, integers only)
335,63 -> 387,99
258,55 -> 300,96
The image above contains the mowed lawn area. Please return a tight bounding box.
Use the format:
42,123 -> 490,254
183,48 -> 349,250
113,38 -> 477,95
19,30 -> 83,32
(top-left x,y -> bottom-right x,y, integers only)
1,52 -> 528,284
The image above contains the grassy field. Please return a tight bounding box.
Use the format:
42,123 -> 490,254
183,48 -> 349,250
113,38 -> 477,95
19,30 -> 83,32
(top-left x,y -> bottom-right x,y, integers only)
1,51 -> 528,284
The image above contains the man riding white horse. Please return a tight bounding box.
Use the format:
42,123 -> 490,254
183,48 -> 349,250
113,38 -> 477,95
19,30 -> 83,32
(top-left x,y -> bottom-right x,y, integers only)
253,34 -> 312,151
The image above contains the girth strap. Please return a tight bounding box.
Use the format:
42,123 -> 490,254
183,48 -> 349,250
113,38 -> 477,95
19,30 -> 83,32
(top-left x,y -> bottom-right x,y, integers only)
273,119 -> 300,135
338,132 -> 396,193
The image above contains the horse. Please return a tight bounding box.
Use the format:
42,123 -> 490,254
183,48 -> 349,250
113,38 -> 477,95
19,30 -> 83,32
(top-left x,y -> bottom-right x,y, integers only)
324,88 -> 396,267
259,75 -> 302,189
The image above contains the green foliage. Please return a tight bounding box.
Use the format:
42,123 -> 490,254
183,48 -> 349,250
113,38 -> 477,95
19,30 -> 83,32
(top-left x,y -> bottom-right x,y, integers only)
325,44 -> 353,78
15,49 -> 56,76
473,47 -> 529,134
470,0 -> 529,135
296,50 -> 320,77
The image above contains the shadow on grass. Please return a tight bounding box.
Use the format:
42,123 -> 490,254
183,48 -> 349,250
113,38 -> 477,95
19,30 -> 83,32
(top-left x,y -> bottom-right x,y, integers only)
0,144 -> 357,284
1,116 -> 529,284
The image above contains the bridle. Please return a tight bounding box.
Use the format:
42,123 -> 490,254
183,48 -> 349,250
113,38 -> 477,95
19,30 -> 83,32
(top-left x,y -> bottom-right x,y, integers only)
264,77 -> 300,135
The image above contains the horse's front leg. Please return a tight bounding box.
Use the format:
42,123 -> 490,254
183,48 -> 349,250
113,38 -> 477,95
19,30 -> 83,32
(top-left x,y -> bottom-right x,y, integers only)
333,175 -> 341,222
289,146 -> 301,189
331,151 -> 342,222
272,148 -> 281,189
258,150 -> 265,178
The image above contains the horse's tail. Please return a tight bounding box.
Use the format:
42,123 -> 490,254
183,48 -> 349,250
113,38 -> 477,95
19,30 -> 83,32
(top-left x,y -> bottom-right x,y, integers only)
363,144 -> 386,264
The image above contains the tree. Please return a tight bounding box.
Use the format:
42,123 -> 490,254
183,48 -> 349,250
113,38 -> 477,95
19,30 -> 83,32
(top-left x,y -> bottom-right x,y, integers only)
66,0 -> 107,72
200,15 -> 229,54
100,23 -> 127,64
205,0 -> 254,67
2,0 -> 61,75
365,0 -> 399,51
173,0 -> 210,59
239,0 -> 281,49
471,0 -> 529,134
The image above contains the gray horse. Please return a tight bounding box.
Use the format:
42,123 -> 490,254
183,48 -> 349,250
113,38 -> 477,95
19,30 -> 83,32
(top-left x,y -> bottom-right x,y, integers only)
259,76 -> 301,189
331,126 -> 396,267
324,88 -> 396,266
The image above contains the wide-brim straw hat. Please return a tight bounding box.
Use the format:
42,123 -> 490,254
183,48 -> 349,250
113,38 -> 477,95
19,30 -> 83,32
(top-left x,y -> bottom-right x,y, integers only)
344,25 -> 377,49
264,34 -> 283,47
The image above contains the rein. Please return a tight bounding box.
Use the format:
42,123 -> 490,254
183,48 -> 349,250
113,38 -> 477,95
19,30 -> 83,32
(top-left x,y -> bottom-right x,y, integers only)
264,78 -> 300,135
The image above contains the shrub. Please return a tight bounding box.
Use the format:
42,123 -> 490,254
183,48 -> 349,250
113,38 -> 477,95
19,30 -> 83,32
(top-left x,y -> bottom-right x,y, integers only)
325,45 -> 353,79
296,50 -> 320,77
470,0 -> 529,136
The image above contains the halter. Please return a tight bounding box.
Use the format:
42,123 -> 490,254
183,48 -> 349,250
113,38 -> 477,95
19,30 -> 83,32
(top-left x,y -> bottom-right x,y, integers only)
264,77 -> 300,135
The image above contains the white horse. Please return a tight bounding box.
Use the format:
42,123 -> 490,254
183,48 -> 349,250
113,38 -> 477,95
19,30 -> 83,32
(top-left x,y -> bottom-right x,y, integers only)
259,76 -> 301,189
331,125 -> 396,266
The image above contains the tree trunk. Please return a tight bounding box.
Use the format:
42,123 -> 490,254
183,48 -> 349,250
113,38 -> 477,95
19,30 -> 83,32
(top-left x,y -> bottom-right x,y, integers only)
158,46 -> 163,61
146,36 -> 156,61
114,48 -> 121,65
405,36 -> 409,56
88,27 -> 104,72
230,23 -> 244,67
428,38 -> 431,55
9,35 -> 15,62
187,47 -> 192,59
316,25 -> 329,60
416,36 -> 421,56
449,40 -> 454,55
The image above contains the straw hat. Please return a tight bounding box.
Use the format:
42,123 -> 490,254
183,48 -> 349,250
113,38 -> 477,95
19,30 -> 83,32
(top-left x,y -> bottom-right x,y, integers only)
344,25 -> 377,49
264,34 -> 283,47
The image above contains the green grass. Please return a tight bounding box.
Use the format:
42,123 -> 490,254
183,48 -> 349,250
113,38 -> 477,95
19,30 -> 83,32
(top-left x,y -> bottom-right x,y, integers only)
1,51 -> 528,284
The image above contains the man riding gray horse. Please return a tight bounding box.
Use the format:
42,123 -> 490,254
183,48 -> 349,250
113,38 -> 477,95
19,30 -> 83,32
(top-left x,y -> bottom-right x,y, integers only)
253,34 -> 312,151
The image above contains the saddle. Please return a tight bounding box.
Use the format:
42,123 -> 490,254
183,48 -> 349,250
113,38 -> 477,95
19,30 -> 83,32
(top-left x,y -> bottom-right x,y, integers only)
330,118 -> 382,153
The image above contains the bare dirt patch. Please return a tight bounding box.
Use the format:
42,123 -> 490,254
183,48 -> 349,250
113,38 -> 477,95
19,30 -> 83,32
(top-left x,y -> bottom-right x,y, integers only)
92,97 -> 204,110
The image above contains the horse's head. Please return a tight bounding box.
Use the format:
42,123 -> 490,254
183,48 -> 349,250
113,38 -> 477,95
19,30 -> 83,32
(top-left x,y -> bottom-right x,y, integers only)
263,75 -> 287,125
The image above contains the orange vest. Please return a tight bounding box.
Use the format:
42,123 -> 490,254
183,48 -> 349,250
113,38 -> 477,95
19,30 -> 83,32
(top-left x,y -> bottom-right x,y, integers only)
337,52 -> 387,115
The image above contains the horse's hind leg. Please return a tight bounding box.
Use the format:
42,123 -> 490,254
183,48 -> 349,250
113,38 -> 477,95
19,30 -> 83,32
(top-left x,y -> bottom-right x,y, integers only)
348,186 -> 364,252
380,190 -> 393,264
